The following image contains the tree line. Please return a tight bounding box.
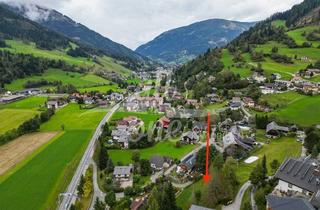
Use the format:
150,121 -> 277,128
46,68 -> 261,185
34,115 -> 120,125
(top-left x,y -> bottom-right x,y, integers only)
0,108 -> 55,145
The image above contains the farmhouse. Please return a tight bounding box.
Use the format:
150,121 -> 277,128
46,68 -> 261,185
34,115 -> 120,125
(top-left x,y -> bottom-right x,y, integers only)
273,157 -> 320,209
181,131 -> 199,144
266,122 -> 289,138
113,165 -> 133,181
130,196 -> 147,210
149,155 -> 172,171
193,121 -> 206,134
252,72 -> 267,83
242,97 -> 255,108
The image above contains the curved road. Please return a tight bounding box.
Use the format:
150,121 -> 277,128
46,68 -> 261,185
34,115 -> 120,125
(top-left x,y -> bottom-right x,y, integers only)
58,103 -> 120,210
222,181 -> 251,210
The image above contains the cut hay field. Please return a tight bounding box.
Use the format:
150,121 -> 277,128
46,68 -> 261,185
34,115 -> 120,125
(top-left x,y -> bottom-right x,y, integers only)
0,104 -> 107,210
0,109 -> 39,134
287,25 -> 320,46
78,84 -> 123,93
0,132 -> 58,176
5,68 -> 110,91
109,139 -> 197,165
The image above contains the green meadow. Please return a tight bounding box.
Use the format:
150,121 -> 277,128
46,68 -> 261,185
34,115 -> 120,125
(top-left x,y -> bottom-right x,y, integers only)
287,25 -> 320,46
78,84 -> 123,93
2,40 -> 93,66
0,109 -> 39,134
0,104 -> 107,210
0,96 -> 47,110
5,68 -> 110,91
221,49 -> 252,78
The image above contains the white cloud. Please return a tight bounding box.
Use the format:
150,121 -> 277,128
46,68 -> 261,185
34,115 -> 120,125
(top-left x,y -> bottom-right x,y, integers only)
1,0 -> 303,49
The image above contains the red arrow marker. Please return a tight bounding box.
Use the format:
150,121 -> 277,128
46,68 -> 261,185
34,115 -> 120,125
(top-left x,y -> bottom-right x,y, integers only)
203,112 -> 211,184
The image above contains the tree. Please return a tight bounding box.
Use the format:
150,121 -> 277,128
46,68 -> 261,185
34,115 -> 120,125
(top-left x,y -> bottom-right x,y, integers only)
261,155 -> 268,179
131,150 -> 140,162
106,158 -> 114,173
304,130 -> 320,153
270,159 -> 280,173
213,153 -> 224,169
105,191 -> 116,207
77,175 -> 85,197
93,198 -> 106,210
99,146 -> 109,170
140,159 -> 152,176
312,145 -> 319,158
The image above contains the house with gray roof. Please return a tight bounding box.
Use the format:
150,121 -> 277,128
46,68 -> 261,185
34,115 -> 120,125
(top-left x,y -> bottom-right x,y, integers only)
181,131 -> 199,144
274,157 -> 320,208
266,195 -> 315,210
177,153 -> 197,175
113,165 -> 133,181
266,121 -> 289,138
149,155 -> 172,171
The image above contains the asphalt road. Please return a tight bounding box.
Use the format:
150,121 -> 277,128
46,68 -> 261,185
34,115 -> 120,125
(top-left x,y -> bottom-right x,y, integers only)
222,181 -> 251,210
58,103 -> 120,210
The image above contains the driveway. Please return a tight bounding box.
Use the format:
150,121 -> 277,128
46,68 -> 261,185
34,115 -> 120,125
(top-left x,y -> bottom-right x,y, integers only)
222,181 -> 251,210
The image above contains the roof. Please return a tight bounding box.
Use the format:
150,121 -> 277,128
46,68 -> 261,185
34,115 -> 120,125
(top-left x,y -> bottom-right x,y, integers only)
47,100 -> 58,105
275,157 -> 320,193
150,155 -> 171,168
189,204 -> 215,210
180,153 -> 197,170
113,166 -> 132,176
182,131 -> 199,140
266,195 -> 315,210
266,121 -> 289,133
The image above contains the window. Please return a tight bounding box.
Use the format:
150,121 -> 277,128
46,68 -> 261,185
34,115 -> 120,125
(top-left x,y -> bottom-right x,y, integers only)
288,183 -> 292,188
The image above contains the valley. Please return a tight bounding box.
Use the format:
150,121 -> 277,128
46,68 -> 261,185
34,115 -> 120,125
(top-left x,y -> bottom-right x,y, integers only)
0,1 -> 320,210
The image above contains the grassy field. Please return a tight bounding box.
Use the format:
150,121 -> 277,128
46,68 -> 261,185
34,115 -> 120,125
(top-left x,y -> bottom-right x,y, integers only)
0,96 -> 47,110
0,109 -> 39,134
2,40 -> 93,66
78,84 -> 123,93
272,20 -> 287,28
111,111 -> 163,128
40,104 -> 108,131
236,136 -> 301,184
0,130 -> 92,210
287,25 -> 320,46
109,139 -> 196,165
221,49 -> 252,78
259,91 -> 306,108
5,69 -> 110,91
0,104 -> 107,210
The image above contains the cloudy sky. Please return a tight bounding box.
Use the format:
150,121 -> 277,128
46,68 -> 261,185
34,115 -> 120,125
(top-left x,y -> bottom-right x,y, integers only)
2,0 -> 303,49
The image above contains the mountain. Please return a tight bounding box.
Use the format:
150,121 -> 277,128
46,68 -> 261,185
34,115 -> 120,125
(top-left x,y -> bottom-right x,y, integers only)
173,0 -> 320,99
3,3 -> 154,70
135,19 -> 256,64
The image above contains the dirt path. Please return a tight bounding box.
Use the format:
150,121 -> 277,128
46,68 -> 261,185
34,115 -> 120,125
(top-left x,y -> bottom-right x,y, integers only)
0,132 -> 58,175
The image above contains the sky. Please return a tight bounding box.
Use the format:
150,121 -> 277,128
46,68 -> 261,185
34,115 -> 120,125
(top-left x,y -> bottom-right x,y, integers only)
1,0 -> 303,49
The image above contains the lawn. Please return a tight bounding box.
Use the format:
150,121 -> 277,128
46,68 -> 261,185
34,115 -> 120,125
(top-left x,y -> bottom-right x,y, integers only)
40,104 -> 108,131
140,88 -> 156,97
0,109 -> 39,134
0,130 -> 92,210
111,111 -> 163,128
272,20 -> 287,29
236,136 -> 301,184
108,139 -> 197,165
5,69 -> 110,91
0,96 -> 47,110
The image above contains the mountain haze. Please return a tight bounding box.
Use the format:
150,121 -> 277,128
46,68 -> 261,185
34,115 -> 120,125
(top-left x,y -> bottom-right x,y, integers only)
136,19 -> 256,64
